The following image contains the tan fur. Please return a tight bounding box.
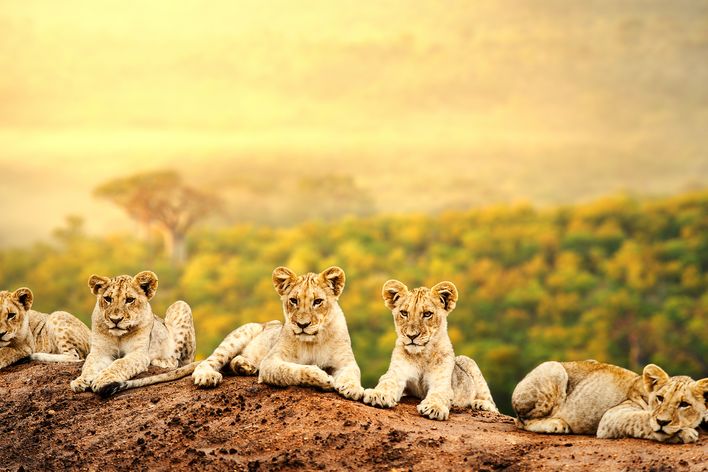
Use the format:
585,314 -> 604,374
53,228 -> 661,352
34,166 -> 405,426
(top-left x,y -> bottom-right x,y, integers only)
195,266 -> 364,401
363,280 -> 497,420
192,321 -> 282,387
70,271 -> 196,397
0,288 -> 90,369
512,360 -> 707,443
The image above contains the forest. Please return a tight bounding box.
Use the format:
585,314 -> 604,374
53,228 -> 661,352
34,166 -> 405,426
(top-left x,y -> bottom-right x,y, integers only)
1,191 -> 706,413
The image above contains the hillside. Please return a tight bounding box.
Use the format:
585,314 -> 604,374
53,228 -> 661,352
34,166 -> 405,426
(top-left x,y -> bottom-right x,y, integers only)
0,362 -> 705,471
1,191 -> 707,414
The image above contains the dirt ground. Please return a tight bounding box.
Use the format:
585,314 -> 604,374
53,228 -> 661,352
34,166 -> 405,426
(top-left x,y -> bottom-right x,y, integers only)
0,362 -> 705,471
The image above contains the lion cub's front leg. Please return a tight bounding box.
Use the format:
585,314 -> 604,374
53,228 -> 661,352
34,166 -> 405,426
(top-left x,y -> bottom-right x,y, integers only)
417,359 -> 455,421
332,365 -> 364,401
90,351 -> 150,394
330,350 -> 364,400
363,356 -> 412,408
597,401 -> 698,443
598,401 -> 657,440
0,346 -> 32,370
259,355 -> 334,390
71,351 -> 114,392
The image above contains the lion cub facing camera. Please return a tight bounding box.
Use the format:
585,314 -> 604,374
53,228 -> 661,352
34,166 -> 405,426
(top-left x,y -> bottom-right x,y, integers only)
363,280 -> 497,420
193,266 -> 364,400
70,271 -> 196,397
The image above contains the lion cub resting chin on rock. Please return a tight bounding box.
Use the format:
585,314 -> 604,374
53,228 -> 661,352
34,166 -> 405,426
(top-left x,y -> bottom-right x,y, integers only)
193,266 -> 364,400
363,280 -> 497,421
512,360 -> 707,443
0,288 -> 90,369
70,271 -> 196,397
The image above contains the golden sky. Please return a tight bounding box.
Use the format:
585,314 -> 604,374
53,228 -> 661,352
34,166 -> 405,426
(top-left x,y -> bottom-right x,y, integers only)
0,1 -> 706,245
5,0 -> 692,142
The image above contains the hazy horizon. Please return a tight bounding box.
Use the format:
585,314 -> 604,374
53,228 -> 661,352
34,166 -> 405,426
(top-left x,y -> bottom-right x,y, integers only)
1,0 -> 707,246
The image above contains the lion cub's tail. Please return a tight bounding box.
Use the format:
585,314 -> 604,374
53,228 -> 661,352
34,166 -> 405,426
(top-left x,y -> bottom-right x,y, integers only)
98,362 -> 199,398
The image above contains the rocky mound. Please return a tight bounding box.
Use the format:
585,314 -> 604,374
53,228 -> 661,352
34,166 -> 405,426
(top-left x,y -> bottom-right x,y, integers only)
0,362 -> 705,471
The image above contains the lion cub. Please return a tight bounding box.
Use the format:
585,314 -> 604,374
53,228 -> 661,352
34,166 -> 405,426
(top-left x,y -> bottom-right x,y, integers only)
0,288 -> 90,369
363,280 -> 497,420
512,360 -> 707,443
70,271 -> 196,396
193,266 -> 364,400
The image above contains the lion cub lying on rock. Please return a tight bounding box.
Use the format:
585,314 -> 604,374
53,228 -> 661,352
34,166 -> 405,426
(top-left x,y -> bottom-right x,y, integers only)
193,266 -> 364,400
363,280 -> 497,420
0,288 -> 90,369
512,360 -> 707,443
71,271 -> 196,396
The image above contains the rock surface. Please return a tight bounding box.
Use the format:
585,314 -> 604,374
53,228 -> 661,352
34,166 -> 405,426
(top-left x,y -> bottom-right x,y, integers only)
0,362 -> 706,471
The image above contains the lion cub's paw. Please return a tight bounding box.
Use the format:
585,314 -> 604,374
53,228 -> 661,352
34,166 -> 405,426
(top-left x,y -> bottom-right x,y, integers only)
192,365 -> 223,388
70,377 -> 92,393
363,388 -> 398,408
90,371 -> 121,394
335,379 -> 364,401
303,366 -> 334,390
674,428 -> 699,444
417,397 -> 450,421
525,417 -> 571,434
229,356 -> 258,376
471,399 -> 498,413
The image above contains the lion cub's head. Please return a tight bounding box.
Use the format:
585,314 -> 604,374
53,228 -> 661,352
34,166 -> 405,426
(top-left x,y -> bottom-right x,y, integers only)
0,288 -> 33,347
643,364 -> 707,439
88,271 -> 158,337
272,266 -> 345,342
382,280 -> 458,354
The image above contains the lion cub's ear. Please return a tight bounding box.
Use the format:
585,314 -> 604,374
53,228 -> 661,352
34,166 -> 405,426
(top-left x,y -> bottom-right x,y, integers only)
382,280 -> 408,310
88,275 -> 110,296
12,287 -> 33,311
431,281 -> 458,312
320,266 -> 346,297
134,271 -> 159,300
643,364 -> 670,394
273,266 -> 297,296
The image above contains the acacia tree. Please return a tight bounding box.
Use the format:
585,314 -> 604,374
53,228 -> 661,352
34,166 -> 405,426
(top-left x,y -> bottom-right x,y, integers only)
94,171 -> 220,264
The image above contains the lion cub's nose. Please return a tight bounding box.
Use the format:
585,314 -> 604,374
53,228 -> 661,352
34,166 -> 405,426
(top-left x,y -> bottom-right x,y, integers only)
0,331 -> 6,338
296,321 -> 311,329
110,316 -> 123,324
407,332 -> 420,341
656,419 -> 670,427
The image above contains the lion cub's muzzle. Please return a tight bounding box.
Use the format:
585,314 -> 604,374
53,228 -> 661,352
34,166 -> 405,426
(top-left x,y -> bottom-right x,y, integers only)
104,312 -> 131,334
0,330 -> 15,346
651,417 -> 679,436
400,330 -> 430,351
292,320 -> 319,338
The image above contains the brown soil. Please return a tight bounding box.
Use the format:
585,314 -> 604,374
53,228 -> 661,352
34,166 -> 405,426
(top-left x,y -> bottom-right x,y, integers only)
0,362 -> 705,471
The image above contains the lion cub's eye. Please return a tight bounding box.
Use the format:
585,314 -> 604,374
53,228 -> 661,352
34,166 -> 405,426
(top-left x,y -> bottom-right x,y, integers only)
7,312 -> 16,320
655,395 -> 664,403
289,297 -> 298,306
313,298 -> 323,307
399,310 -> 409,318
103,296 -> 112,303
678,401 -> 690,408
125,297 -> 135,304
422,311 -> 433,319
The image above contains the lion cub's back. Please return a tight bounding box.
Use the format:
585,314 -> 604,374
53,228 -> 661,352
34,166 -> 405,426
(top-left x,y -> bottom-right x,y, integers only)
243,321 -> 282,364
45,310 -> 91,357
146,315 -> 171,361
557,360 -> 639,433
